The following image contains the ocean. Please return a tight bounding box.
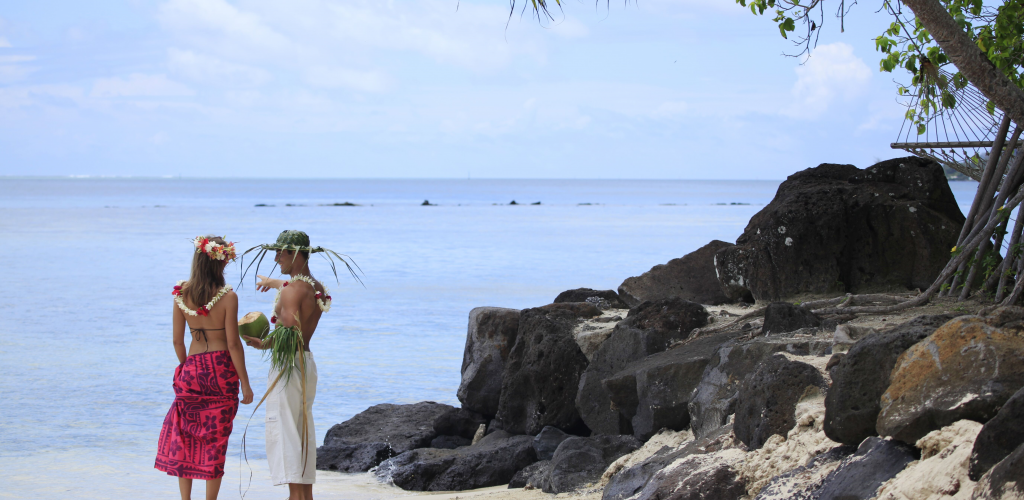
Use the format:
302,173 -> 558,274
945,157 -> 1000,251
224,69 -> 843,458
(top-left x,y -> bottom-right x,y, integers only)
0,178 -> 979,499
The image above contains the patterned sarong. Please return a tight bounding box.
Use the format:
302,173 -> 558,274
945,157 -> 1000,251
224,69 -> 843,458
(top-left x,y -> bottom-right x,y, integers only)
155,350 -> 239,480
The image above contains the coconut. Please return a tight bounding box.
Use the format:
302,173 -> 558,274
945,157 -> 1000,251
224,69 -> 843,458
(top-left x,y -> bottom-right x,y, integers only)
239,311 -> 270,339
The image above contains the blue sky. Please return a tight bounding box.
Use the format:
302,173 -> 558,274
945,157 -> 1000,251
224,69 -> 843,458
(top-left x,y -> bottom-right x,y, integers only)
0,0 -> 910,179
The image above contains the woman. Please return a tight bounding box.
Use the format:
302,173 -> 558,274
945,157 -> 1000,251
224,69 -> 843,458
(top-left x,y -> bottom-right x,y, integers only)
155,235 -> 254,500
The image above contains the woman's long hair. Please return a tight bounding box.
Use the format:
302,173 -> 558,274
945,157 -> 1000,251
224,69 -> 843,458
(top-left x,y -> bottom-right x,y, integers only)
181,235 -> 227,308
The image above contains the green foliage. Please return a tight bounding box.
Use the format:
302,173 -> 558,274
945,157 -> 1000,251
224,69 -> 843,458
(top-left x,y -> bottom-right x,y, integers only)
265,325 -> 304,383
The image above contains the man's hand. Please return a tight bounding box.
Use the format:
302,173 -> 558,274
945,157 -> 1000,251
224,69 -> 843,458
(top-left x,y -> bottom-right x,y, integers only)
255,275 -> 284,293
242,335 -> 269,350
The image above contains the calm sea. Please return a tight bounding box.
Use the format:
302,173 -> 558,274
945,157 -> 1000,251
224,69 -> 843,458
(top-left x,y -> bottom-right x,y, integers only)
0,178 -> 979,499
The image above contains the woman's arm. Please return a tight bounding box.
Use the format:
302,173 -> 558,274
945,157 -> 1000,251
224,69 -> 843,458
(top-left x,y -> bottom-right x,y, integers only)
172,301 -> 187,364
222,293 -> 254,404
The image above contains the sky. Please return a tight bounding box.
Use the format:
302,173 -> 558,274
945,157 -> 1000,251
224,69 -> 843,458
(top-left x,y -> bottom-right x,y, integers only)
0,0 -> 914,179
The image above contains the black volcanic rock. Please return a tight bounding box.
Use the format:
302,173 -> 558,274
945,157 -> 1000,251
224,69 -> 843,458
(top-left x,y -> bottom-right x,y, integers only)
734,354 -> 827,450
317,402 -> 454,472
458,307 -> 521,417
762,302 -> 821,335
576,298 -> 708,435
618,240 -> 734,307
495,304 -> 594,435
714,157 -> 964,301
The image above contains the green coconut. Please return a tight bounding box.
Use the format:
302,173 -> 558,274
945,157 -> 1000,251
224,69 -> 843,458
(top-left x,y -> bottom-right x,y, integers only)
239,311 -> 270,339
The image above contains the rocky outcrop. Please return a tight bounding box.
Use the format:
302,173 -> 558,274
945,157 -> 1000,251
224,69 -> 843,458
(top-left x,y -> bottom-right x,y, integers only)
375,430 -> 536,491
970,385 -> 1024,480
734,354 -> 827,450
495,304 -> 595,435
824,314 -> 955,445
761,302 -> 821,335
533,426 -> 571,461
633,449 -> 748,500
713,157 -> 965,301
812,437 -> 918,499
458,307 -> 521,417
877,312 -> 1024,445
576,298 -> 709,435
618,240 -> 734,307
537,435 -> 642,494
555,288 -> 628,309
972,442 -> 1024,500
690,334 -> 833,440
317,402 -> 454,472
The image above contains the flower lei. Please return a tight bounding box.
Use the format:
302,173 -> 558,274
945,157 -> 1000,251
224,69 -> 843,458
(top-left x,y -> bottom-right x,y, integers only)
173,280 -> 232,317
270,275 -> 331,324
193,236 -> 237,261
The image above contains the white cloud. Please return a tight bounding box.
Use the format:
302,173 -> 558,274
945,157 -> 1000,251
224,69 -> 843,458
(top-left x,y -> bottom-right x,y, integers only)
0,37 -> 12,48
786,42 -> 871,119
167,48 -> 271,87
303,66 -> 390,92
92,73 -> 194,98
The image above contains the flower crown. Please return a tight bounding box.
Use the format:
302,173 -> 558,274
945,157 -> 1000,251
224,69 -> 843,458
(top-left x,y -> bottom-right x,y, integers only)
193,236 -> 237,261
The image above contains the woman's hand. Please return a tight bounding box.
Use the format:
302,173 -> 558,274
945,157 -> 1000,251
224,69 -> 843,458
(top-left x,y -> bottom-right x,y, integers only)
240,383 -> 254,404
255,275 -> 283,293
242,335 -> 268,350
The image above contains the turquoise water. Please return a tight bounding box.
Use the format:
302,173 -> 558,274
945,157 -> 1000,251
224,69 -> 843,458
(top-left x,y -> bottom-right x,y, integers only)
0,178 -> 978,499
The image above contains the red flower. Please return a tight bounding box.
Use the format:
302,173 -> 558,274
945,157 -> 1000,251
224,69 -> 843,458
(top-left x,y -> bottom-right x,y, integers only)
270,315 -> 277,324
325,295 -> 331,301
172,285 -> 182,296
315,292 -> 322,298
198,306 -> 209,317
282,282 -> 288,287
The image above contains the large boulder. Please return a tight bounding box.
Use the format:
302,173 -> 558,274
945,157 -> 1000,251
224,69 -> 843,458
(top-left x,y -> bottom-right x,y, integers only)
970,385 -> 1024,480
824,314 -> 956,445
689,334 -> 833,441
495,304 -> 598,435
762,302 -> 821,335
605,331 -> 740,441
812,436 -> 918,500
618,240 -> 734,307
375,430 -> 537,491
317,402 -> 454,472
734,354 -> 827,450
576,298 -> 709,435
877,311 -> 1024,444
555,288 -> 628,309
458,307 -> 521,417
714,158 -> 965,301
972,442 -> 1024,500
633,449 -> 748,500
537,435 -> 642,494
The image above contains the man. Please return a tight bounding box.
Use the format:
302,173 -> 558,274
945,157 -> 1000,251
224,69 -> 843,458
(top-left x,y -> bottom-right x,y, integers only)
241,230 -> 354,500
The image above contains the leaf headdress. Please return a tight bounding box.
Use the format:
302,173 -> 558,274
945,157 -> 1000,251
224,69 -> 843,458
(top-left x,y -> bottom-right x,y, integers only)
239,229 -> 364,287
